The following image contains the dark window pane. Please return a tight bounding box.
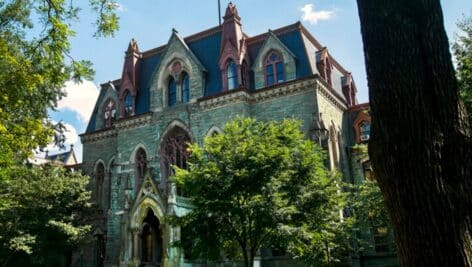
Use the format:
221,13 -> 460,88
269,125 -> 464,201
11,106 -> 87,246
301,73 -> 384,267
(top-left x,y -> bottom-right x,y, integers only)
182,74 -> 190,103
276,62 -> 284,83
269,52 -> 281,62
124,91 -> 133,117
168,78 -> 177,106
227,60 -> 238,90
266,65 -> 274,86
360,122 -> 371,142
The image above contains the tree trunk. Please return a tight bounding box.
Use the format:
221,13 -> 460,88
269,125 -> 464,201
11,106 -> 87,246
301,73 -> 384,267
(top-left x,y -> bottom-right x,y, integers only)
356,0 -> 472,266
248,253 -> 255,267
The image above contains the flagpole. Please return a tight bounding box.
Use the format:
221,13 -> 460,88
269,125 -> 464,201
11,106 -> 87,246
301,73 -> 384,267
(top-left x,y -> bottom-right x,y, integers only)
218,0 -> 222,25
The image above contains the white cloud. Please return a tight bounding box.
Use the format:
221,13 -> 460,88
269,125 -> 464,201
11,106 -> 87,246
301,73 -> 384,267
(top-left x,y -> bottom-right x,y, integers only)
114,2 -> 126,12
57,80 -> 99,122
36,122 -> 83,162
300,4 -> 334,25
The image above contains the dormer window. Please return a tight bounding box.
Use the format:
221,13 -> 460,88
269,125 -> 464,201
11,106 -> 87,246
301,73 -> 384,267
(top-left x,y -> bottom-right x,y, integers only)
168,77 -> 177,107
181,73 -> 190,103
265,51 -> 284,86
124,90 -> 133,117
227,60 -> 238,90
103,99 -> 116,128
360,121 -> 371,142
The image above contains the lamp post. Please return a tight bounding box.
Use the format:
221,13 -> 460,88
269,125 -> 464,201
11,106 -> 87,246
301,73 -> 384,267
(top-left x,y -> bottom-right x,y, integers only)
310,112 -> 328,147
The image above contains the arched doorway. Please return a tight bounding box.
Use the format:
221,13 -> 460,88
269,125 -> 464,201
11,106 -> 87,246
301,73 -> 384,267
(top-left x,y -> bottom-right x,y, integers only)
140,209 -> 163,266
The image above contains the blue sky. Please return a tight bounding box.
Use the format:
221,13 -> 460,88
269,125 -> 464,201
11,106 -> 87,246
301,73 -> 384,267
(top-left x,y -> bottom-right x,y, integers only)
48,0 -> 472,161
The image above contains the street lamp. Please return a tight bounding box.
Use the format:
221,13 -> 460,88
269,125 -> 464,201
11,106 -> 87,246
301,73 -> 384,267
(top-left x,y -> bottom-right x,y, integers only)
310,112 -> 328,147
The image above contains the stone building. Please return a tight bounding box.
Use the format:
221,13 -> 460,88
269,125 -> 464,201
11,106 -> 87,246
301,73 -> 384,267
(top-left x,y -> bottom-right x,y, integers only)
77,3 -> 391,267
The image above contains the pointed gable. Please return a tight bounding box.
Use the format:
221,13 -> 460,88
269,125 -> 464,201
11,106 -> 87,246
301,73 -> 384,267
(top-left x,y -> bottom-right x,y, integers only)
252,30 -> 297,89
130,174 -> 167,226
150,29 -> 207,111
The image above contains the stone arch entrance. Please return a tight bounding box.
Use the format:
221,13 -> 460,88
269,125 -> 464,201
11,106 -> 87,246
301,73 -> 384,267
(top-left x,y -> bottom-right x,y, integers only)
139,209 -> 163,266
128,175 -> 167,267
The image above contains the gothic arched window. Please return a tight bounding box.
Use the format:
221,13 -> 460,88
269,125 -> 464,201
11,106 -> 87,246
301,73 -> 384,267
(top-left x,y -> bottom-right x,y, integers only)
124,90 -> 133,117
181,73 -> 190,103
161,127 -> 191,195
103,99 -> 116,128
241,60 -> 248,88
265,50 -> 284,86
168,77 -> 177,107
95,162 -> 105,208
227,59 -> 238,90
135,148 -> 147,191
360,121 -> 371,142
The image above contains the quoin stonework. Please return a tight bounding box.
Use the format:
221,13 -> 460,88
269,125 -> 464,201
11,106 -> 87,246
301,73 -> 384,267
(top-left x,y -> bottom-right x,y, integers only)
76,3 -> 394,267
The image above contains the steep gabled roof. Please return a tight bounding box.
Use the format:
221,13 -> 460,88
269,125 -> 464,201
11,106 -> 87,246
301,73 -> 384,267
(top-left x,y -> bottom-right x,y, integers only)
85,20 -> 354,134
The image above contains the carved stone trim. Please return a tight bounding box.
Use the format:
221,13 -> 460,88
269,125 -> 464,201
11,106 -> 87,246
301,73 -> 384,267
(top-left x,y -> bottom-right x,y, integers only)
315,82 -> 348,111
81,113 -> 152,143
114,113 -> 152,130
198,77 -> 346,111
81,128 -> 118,143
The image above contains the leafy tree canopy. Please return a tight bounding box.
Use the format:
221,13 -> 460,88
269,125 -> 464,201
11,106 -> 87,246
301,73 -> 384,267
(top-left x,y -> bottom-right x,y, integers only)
0,0 -> 118,172
0,1 -> 119,265
0,164 -> 92,266
453,15 -> 472,126
174,117 -> 350,267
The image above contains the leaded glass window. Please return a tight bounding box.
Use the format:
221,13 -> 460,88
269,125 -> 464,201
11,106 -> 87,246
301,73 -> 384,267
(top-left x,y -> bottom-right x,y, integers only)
103,99 -> 116,128
124,91 -> 133,117
161,128 -> 190,195
168,77 -> 177,107
360,122 -> 371,142
227,60 -> 238,90
182,73 -> 190,103
265,51 -> 284,86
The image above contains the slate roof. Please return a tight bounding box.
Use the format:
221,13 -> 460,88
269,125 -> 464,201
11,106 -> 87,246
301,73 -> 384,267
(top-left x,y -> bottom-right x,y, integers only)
46,148 -> 77,166
85,22 -> 350,133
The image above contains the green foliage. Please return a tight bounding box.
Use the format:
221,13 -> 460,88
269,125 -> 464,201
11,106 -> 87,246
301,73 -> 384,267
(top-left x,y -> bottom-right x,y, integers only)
453,15 -> 472,126
174,117 -> 349,266
347,144 -> 392,252
0,2 -> 118,264
0,164 -> 92,266
0,0 -> 119,172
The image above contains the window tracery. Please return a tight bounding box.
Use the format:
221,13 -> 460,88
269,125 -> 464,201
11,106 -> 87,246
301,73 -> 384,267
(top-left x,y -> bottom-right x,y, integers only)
124,90 -> 133,117
135,148 -> 147,191
103,99 -> 116,128
161,127 -> 190,195
265,50 -> 284,86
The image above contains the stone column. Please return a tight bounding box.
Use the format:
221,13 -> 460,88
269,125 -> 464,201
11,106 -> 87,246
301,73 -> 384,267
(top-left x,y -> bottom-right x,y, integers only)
131,227 -> 140,266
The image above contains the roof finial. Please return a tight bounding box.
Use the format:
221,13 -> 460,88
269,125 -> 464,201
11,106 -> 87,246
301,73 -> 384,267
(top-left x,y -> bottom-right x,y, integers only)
224,1 -> 239,18
126,38 -> 139,53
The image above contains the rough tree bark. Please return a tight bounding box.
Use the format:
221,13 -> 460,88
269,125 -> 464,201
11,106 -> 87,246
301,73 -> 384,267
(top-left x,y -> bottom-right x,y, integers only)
356,1 -> 472,266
